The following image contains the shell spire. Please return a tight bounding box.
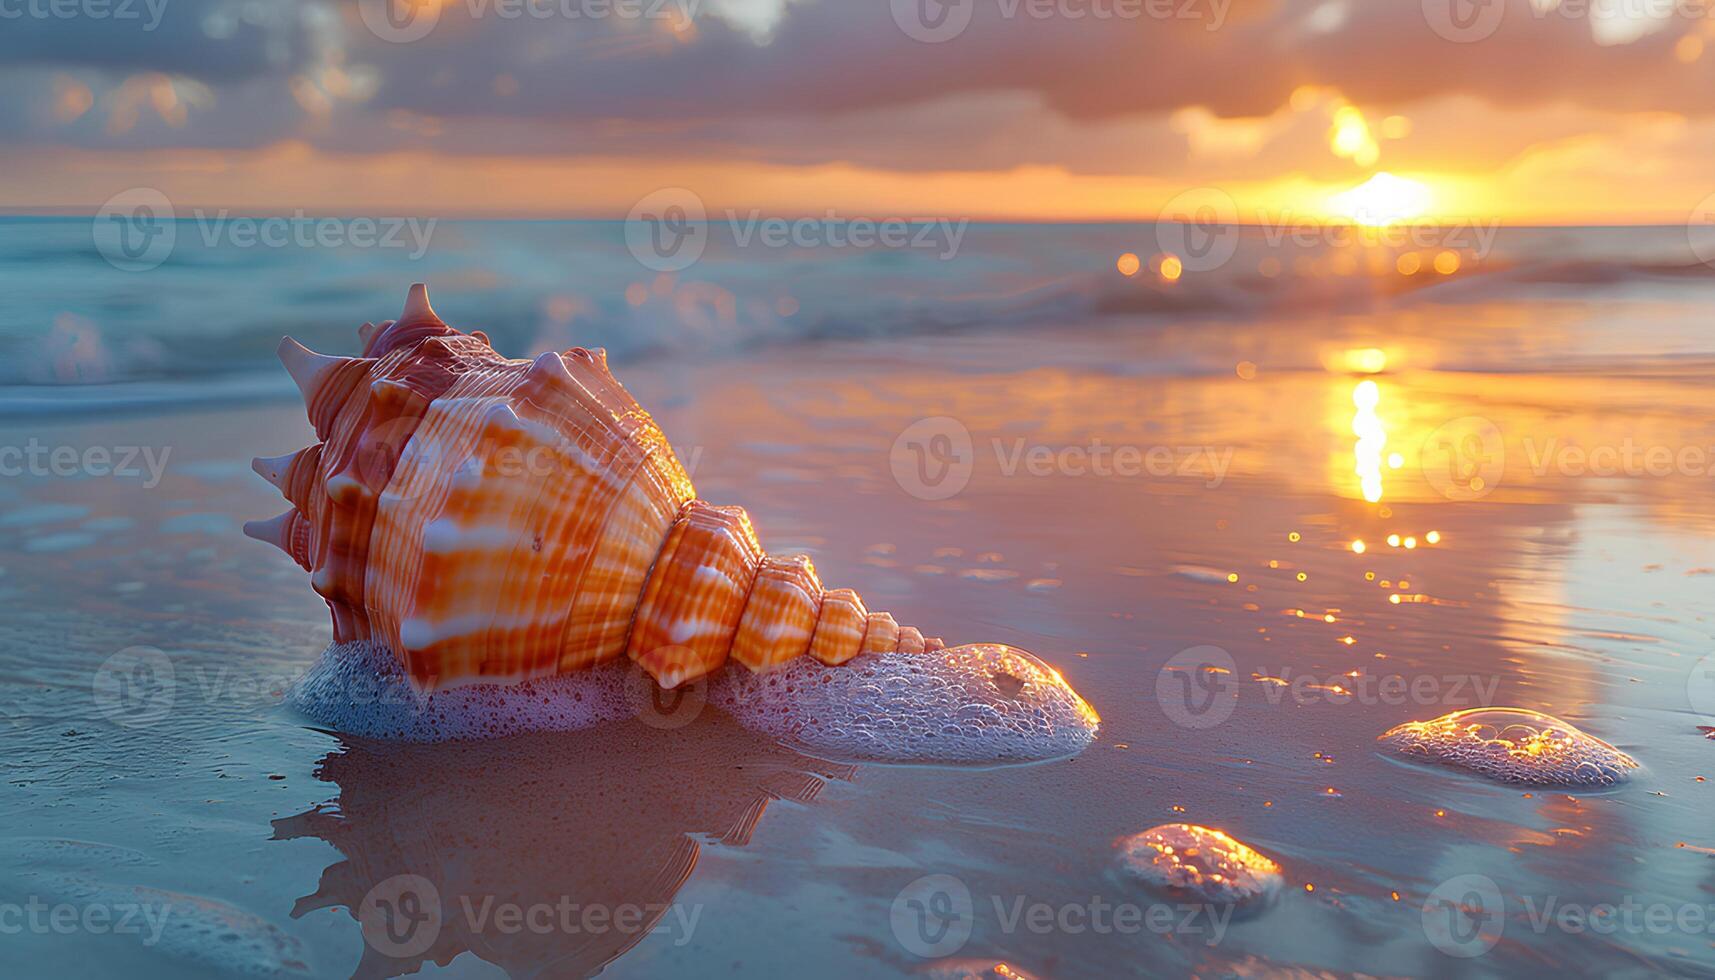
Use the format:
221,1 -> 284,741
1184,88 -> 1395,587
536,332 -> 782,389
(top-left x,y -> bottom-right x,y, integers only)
247,285 -> 943,691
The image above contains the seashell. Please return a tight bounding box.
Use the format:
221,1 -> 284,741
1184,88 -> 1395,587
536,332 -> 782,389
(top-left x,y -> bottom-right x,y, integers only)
245,284 -> 961,692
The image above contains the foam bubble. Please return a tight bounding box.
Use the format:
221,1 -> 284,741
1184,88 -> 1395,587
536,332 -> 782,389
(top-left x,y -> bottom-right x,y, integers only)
709,644 -> 1099,764
1376,707 -> 1640,787
1115,824 -> 1282,906
290,641 -> 635,742
291,641 -> 1100,764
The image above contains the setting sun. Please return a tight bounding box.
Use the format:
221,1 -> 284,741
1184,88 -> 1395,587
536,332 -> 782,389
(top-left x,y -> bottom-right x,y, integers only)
1326,173 -> 1434,226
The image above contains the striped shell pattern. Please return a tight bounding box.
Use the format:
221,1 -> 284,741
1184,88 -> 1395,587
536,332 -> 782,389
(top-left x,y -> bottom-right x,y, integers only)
245,285 -> 941,690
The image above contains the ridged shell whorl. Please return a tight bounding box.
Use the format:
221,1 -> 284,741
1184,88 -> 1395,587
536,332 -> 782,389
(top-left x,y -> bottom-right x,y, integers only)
246,285 -> 943,690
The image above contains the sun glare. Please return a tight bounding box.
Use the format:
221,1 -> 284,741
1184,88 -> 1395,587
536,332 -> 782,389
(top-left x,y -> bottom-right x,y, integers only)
1328,173 -> 1433,226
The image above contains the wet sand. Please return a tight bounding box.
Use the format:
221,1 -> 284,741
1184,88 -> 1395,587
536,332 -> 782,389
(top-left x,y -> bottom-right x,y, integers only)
1,311 -> 1714,977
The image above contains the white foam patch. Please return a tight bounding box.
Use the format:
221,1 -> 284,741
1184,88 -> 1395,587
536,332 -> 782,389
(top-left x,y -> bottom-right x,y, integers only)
291,642 -> 1100,764
1376,707 -> 1641,788
709,643 -> 1100,764
1114,824 -> 1283,907
290,642 -> 635,742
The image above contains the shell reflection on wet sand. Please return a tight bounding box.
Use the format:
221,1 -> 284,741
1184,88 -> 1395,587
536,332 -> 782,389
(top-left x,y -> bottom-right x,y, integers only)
273,711 -> 854,980
1115,824 -> 1283,907
1376,708 -> 1640,787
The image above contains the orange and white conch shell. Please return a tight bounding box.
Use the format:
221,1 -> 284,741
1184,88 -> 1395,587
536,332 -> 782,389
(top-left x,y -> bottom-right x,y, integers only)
246,285 -> 942,691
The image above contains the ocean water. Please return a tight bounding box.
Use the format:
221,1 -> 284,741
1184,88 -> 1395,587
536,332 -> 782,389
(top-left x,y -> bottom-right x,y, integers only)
6,216 -> 1715,402
2,221 -> 1715,977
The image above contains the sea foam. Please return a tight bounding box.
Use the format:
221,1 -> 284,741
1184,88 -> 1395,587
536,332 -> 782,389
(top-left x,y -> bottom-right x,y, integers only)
1114,823 -> 1283,906
1376,707 -> 1640,788
291,641 -> 1099,764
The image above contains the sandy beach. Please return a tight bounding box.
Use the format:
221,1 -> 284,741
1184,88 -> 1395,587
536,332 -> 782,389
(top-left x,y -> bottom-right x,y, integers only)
3,283 -> 1714,975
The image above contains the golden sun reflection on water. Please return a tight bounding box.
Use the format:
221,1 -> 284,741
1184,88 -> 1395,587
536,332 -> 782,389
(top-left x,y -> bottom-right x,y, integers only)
1351,379 -> 1386,502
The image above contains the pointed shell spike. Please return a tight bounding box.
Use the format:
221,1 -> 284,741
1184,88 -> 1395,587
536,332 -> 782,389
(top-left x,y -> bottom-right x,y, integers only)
400,283 -> 439,325
252,449 -> 306,491
244,509 -> 297,552
277,338 -> 346,402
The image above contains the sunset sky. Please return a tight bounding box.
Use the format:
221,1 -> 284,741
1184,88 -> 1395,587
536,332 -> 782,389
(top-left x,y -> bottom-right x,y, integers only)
4,0 -> 1715,222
